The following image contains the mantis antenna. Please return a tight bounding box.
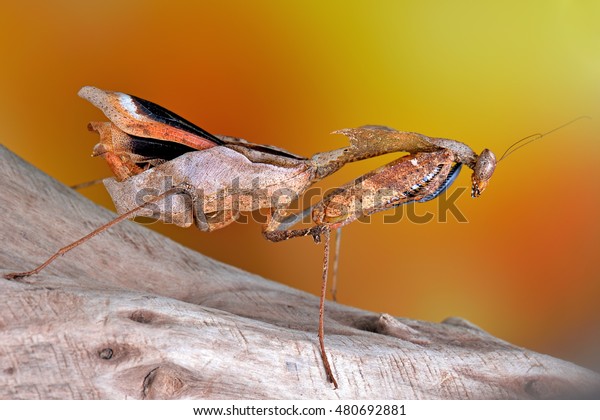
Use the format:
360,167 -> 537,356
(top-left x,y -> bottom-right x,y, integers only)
498,116 -> 590,162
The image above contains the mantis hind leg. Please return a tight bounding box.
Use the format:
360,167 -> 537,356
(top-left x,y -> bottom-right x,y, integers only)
261,204 -> 339,388
3,186 -> 184,280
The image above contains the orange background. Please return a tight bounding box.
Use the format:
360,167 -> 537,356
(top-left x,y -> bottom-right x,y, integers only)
2,1 -> 599,371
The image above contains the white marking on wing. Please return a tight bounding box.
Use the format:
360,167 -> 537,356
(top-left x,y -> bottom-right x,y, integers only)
118,93 -> 143,120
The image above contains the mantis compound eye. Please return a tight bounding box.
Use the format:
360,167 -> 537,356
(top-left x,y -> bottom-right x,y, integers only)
471,149 -> 497,198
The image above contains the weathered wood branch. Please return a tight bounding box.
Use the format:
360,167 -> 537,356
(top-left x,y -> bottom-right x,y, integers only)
0,145 -> 598,399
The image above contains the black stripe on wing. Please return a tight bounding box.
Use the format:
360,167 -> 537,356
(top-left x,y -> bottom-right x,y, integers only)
131,94 -> 225,145
129,136 -> 198,161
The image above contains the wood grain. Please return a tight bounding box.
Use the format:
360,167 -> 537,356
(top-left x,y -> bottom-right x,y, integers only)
1,145 -> 598,399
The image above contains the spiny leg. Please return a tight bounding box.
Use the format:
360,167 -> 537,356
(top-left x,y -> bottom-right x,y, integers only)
319,227 -> 338,388
4,186 -> 184,280
263,225 -> 326,243
331,227 -> 342,302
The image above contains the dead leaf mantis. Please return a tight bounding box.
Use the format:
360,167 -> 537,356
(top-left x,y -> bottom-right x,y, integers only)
4,86 -> 586,388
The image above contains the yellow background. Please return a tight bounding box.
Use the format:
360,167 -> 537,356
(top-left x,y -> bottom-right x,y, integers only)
2,1 -> 599,371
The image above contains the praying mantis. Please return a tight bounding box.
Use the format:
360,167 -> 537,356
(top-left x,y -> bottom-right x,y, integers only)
4,86 -> 583,388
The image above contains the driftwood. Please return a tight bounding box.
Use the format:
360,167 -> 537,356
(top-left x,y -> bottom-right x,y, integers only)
0,144 -> 599,399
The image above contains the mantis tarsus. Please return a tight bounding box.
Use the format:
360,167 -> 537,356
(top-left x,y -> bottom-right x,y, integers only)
4,86 -> 585,388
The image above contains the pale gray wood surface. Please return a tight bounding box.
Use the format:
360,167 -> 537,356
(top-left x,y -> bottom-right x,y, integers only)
1,145 -> 598,399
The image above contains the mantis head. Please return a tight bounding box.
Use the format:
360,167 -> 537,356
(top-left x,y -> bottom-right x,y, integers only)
471,149 -> 497,198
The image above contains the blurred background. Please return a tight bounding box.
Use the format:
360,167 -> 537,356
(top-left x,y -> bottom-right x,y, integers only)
1,1 -> 598,371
